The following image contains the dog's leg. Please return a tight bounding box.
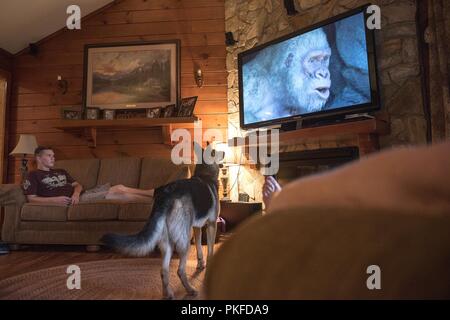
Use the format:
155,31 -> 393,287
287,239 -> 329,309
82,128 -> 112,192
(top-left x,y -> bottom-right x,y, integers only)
177,246 -> 197,296
206,222 -> 217,267
193,227 -> 205,270
159,241 -> 174,300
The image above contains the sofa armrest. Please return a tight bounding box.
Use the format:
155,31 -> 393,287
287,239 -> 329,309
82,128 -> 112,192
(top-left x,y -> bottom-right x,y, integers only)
0,184 -> 26,207
0,184 -> 26,243
205,207 -> 450,299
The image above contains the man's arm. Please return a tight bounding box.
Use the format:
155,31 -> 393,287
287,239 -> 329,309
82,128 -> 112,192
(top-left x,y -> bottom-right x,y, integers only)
71,182 -> 83,205
27,195 -> 72,205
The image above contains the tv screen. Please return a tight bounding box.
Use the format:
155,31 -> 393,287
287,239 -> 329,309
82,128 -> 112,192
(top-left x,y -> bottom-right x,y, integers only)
238,6 -> 379,129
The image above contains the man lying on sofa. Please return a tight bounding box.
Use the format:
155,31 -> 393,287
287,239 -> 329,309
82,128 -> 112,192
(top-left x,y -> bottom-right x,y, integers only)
23,146 -> 155,205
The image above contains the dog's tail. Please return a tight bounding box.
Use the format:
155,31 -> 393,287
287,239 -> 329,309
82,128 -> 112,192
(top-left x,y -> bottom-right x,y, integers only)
100,190 -> 167,256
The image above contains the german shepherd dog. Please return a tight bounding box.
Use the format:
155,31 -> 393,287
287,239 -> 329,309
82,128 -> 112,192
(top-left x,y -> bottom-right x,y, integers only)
101,146 -> 222,299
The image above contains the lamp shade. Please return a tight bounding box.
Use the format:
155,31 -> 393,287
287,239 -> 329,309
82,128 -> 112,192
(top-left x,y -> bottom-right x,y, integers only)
10,134 -> 38,156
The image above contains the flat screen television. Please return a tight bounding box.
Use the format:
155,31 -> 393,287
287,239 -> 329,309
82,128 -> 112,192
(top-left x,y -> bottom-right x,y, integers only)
238,5 -> 380,129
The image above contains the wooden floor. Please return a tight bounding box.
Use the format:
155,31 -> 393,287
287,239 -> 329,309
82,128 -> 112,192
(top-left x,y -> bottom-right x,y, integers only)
0,237 -> 229,281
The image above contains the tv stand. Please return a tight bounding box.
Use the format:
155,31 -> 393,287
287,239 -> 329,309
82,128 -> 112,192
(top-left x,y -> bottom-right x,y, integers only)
280,113 -> 376,132
344,112 -> 374,120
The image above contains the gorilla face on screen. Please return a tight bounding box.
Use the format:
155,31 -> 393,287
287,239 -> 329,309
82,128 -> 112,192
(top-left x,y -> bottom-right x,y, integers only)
286,29 -> 331,113
242,28 -> 332,123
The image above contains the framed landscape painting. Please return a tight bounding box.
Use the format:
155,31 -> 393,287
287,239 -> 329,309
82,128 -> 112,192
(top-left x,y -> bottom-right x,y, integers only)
83,40 -> 180,110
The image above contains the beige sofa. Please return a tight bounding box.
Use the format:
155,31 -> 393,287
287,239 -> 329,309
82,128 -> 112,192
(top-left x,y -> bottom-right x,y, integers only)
0,157 -> 193,247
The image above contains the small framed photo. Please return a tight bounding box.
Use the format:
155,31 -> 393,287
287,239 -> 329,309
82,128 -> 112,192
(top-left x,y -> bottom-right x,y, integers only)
177,96 -> 198,117
146,107 -> 162,118
103,109 -> 115,120
85,107 -> 100,120
162,104 -> 176,118
61,106 -> 83,120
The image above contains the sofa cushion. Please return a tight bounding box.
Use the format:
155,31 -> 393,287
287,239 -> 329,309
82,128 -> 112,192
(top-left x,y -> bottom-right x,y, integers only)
97,158 -> 141,188
21,203 -> 68,222
118,201 -> 154,221
55,158 -> 100,190
139,158 -> 191,189
67,201 -> 119,221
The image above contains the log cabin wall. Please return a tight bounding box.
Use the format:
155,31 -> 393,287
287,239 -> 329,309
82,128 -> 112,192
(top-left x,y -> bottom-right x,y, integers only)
0,49 -> 13,72
0,49 -> 12,184
8,0 -> 227,183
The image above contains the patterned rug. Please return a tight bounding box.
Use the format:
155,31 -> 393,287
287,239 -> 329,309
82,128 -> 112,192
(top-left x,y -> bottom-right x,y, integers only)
0,258 -> 205,300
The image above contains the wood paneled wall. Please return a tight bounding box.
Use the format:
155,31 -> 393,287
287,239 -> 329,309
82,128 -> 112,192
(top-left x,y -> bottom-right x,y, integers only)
0,49 -> 13,71
0,49 -> 12,184
8,0 -> 227,183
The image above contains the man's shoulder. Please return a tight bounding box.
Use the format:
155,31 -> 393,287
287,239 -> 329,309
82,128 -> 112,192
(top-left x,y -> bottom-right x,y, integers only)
26,170 -> 51,181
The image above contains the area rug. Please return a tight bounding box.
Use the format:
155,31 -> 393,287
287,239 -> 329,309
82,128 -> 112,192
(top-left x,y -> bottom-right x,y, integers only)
0,258 -> 205,300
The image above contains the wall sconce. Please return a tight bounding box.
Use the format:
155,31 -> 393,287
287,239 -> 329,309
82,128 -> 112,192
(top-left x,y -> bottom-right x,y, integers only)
195,68 -> 203,88
57,75 -> 68,94
225,32 -> 237,46
283,0 -> 299,16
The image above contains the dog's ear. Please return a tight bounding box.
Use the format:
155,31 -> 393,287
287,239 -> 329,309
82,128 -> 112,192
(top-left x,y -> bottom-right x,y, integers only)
217,150 -> 225,162
193,141 -> 205,152
204,143 -> 215,159
206,141 -> 213,157
193,141 -> 204,163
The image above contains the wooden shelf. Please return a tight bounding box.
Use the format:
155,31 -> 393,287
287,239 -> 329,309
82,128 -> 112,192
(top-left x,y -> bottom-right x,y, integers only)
230,118 -> 390,157
54,117 -> 198,129
54,117 -> 198,148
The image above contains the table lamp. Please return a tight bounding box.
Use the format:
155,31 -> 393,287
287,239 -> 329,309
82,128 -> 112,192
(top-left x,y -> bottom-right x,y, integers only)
9,134 -> 38,181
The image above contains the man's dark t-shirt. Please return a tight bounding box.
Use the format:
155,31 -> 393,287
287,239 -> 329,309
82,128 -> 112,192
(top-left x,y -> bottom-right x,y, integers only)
22,169 -> 75,197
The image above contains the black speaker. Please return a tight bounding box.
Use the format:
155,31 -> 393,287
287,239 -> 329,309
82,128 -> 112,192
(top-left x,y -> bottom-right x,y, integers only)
283,0 -> 299,16
29,43 -> 39,56
225,32 -> 237,46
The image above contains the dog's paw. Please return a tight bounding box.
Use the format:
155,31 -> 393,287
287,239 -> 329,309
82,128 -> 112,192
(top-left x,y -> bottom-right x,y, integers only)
196,260 -> 206,270
187,289 -> 198,297
163,288 -> 175,300
163,292 -> 175,300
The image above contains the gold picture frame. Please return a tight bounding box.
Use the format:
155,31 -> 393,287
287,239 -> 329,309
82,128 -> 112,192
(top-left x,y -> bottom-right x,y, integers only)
83,40 -> 180,111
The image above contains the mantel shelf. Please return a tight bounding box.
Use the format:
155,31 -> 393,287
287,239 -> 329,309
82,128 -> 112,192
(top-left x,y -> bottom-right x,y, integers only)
230,118 -> 390,157
53,117 -> 198,148
54,117 -> 198,130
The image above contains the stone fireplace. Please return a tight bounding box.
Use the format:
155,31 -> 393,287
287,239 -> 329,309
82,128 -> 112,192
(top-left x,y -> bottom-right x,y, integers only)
276,147 -> 359,186
228,117 -> 387,204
